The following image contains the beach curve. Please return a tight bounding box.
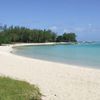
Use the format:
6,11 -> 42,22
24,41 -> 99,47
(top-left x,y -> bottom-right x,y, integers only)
0,43 -> 100,100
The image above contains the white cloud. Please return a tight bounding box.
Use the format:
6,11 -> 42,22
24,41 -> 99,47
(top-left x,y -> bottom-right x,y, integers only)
49,26 -> 58,31
74,27 -> 85,32
88,24 -> 92,28
63,29 -> 72,33
63,24 -> 100,34
63,27 -> 83,33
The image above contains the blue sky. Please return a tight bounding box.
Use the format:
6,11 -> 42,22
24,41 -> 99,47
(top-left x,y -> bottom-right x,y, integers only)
0,0 -> 100,41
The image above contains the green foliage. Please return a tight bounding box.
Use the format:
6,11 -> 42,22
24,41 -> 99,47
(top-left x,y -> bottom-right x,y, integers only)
56,33 -> 77,42
0,77 -> 42,100
62,33 -> 77,42
56,35 -> 63,42
0,25 -> 77,44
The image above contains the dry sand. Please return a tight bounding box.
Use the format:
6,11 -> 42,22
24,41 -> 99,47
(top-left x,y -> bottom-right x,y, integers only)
0,43 -> 100,100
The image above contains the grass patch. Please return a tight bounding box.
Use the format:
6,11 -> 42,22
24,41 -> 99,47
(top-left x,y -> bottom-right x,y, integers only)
0,77 -> 42,100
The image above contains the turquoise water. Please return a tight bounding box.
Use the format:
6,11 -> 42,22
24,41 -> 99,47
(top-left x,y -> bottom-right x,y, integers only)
14,42 -> 100,68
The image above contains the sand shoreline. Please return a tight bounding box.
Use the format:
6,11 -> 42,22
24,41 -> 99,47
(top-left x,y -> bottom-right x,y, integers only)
0,43 -> 100,100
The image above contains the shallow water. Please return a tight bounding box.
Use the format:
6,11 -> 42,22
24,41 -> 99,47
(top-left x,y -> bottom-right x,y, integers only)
13,42 -> 100,68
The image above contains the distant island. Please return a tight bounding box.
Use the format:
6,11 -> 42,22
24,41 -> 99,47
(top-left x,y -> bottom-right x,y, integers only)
0,25 -> 77,45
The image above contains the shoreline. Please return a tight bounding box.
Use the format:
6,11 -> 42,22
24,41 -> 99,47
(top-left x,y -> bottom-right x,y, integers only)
0,43 -> 100,100
12,43 -> 99,70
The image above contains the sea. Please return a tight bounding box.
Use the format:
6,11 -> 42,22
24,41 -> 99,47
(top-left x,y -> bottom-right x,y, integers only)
13,42 -> 100,69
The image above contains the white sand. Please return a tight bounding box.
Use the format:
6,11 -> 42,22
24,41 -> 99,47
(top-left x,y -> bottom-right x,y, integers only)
0,43 -> 100,100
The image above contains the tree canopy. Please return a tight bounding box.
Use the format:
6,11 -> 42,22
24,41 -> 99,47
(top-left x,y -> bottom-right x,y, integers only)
0,25 -> 77,44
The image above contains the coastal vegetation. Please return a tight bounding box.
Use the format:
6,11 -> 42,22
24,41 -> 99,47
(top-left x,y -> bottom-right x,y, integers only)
0,25 -> 77,44
0,76 -> 42,100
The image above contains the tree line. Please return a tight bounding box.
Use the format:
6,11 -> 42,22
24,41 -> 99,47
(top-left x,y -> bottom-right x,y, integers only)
0,25 -> 77,44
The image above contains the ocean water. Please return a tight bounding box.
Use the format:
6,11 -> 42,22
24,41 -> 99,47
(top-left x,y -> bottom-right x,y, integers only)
13,42 -> 100,69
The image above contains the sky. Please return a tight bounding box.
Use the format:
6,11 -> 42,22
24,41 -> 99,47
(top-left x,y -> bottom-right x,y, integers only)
0,0 -> 100,41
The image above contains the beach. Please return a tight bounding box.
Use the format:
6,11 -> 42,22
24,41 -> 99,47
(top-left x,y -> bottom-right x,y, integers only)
0,43 -> 100,100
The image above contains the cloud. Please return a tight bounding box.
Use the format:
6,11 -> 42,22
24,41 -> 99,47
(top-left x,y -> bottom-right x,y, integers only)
63,24 -> 100,34
88,24 -> 92,28
63,29 -> 72,33
49,26 -> 58,31
74,27 -> 85,32
63,27 -> 85,33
